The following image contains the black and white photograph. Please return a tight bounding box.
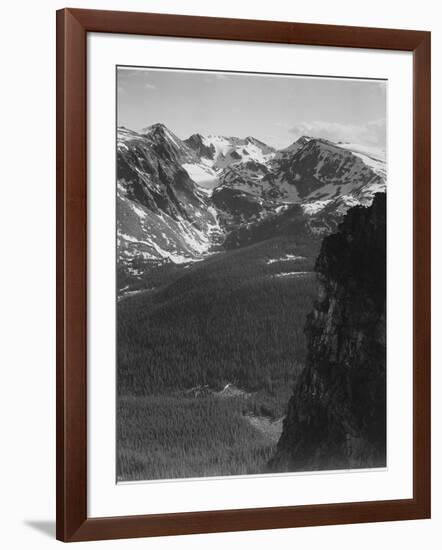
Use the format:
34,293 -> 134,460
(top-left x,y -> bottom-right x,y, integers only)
116,67 -> 387,482
1,0 -> 436,546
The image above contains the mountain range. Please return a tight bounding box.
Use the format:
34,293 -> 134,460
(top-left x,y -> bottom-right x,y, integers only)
117,122 -> 386,293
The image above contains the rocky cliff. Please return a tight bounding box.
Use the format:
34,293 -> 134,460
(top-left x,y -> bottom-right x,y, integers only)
270,193 -> 386,471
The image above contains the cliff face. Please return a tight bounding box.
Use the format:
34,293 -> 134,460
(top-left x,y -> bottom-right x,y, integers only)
271,193 -> 386,472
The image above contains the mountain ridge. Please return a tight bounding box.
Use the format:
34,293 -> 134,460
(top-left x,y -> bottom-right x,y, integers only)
117,123 -> 386,294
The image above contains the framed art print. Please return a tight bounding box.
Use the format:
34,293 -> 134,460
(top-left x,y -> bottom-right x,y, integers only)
56,8 -> 431,542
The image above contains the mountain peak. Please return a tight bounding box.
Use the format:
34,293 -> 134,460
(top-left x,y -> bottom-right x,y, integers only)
142,122 -> 169,134
245,136 -> 262,146
296,135 -> 313,146
184,133 -> 216,160
141,123 -> 185,149
279,136 -> 314,155
186,132 -> 205,143
244,136 -> 275,154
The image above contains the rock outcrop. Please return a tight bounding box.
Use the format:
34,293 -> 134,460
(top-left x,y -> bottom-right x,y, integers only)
270,193 -> 386,471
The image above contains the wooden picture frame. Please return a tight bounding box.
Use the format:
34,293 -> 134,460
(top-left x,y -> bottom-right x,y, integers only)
56,8 -> 431,542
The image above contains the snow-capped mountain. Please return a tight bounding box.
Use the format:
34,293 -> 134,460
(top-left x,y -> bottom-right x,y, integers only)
117,124 -> 222,281
179,134 -> 276,191
211,136 -> 384,224
298,141 -> 386,233
185,133 -> 276,168
334,142 -> 386,178
117,123 -> 386,292
273,138 -> 384,199
274,135 -> 312,158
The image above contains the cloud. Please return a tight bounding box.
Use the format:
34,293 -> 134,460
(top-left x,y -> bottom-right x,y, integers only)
145,83 -> 157,90
288,119 -> 386,147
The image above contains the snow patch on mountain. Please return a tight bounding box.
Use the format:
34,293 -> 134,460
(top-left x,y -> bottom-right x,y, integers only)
266,254 -> 306,265
182,163 -> 219,189
302,199 -> 334,215
273,271 -> 310,278
186,134 -> 276,174
336,143 -> 386,177
336,142 -> 385,161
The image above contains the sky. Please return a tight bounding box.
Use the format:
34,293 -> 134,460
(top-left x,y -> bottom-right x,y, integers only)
117,67 -> 387,150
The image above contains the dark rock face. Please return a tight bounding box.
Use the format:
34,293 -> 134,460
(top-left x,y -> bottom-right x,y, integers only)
184,133 -> 216,160
270,193 -> 386,471
117,128 -> 204,222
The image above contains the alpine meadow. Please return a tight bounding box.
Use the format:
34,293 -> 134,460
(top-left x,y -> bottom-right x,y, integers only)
116,67 -> 387,481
